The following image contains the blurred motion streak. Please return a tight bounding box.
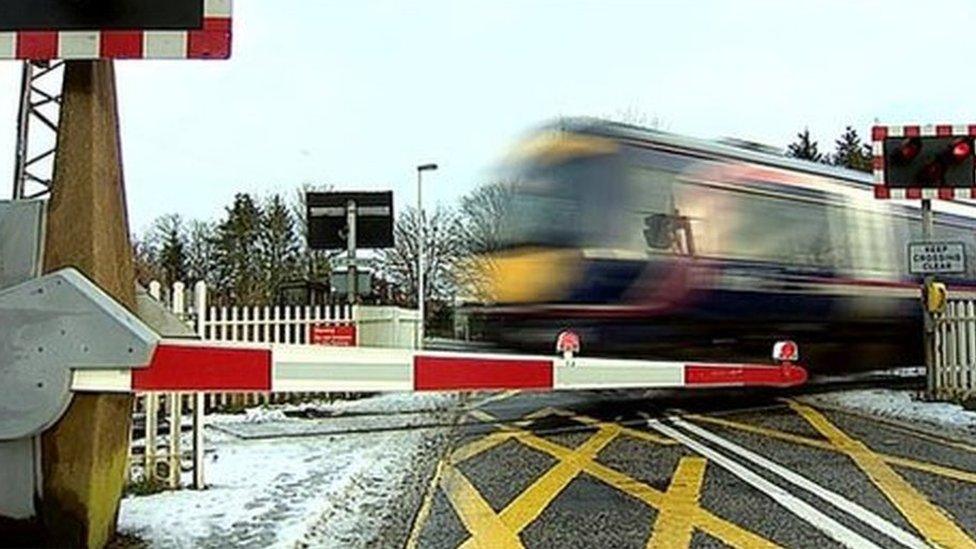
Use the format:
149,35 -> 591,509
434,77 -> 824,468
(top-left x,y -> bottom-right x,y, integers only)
463,118 -> 976,372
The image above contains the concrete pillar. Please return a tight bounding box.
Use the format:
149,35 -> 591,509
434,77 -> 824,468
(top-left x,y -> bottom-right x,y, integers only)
39,60 -> 136,548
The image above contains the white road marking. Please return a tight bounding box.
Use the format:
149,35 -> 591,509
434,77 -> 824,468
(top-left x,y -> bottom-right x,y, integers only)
672,417 -> 927,549
648,420 -> 882,549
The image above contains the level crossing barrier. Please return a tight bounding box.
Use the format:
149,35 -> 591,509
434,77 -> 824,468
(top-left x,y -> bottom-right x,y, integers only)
3,268 -> 808,493
152,280 -> 358,408
134,280 -> 421,488
934,300 -> 976,400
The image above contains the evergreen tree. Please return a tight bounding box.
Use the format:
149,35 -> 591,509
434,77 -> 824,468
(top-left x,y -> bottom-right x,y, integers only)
786,128 -> 824,162
150,214 -> 187,287
213,193 -> 264,305
830,126 -> 872,173
185,219 -> 219,287
260,193 -> 301,302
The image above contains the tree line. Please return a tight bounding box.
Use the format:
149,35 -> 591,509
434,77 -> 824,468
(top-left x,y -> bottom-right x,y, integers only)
133,182 -> 511,309
785,125 -> 873,172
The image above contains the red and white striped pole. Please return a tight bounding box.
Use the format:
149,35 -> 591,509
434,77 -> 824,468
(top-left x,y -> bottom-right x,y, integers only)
72,333 -> 808,395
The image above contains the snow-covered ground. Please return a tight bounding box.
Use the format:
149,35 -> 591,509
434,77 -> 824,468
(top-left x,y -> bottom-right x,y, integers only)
119,392 -> 461,548
807,389 -> 976,438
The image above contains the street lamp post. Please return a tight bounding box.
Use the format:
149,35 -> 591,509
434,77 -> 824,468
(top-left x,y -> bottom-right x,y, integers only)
416,163 -> 438,349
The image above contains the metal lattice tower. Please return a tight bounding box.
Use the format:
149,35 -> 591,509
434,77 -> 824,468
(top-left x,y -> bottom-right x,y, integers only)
12,61 -> 64,200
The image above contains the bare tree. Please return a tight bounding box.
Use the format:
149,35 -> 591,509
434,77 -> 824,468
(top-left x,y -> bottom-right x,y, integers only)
455,181 -> 515,301
374,205 -> 465,307
459,181 -> 514,254
606,106 -> 666,129
131,238 -> 161,287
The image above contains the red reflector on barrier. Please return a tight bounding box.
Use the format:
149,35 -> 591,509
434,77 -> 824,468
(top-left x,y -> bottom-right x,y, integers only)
133,344 -> 272,391
414,355 -> 553,390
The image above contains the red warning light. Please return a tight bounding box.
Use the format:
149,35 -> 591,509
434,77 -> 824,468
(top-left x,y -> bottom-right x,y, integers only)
919,162 -> 945,184
893,137 -> 922,163
951,138 -> 972,162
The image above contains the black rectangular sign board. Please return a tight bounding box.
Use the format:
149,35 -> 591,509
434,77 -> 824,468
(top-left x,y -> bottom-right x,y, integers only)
306,191 -> 394,250
0,0 -> 204,32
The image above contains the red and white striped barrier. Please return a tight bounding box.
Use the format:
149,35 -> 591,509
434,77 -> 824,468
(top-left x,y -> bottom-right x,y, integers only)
0,0 -> 231,60
71,339 -> 808,394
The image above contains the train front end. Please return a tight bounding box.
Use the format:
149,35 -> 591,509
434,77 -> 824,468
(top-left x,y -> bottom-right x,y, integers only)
467,126 -> 696,357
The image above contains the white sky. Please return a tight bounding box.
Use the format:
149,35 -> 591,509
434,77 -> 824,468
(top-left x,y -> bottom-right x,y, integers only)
2,0 -> 976,234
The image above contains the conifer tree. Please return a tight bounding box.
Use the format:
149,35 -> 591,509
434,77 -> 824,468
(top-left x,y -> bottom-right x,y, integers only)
151,214 -> 187,288
185,219 -> 219,287
831,126 -> 872,172
213,193 -> 264,305
786,128 -> 824,162
260,193 -> 301,302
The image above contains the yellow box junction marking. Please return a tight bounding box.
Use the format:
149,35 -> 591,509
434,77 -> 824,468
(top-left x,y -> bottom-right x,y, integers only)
520,406 -> 676,446
647,457 -> 707,549
406,459 -> 447,549
688,413 -> 976,485
789,401 -> 976,549
450,431 -> 519,465
468,390 -> 522,411
439,408 -> 777,549
441,464 -> 524,549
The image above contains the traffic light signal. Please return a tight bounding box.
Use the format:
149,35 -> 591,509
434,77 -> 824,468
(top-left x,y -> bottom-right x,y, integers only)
882,134 -> 976,188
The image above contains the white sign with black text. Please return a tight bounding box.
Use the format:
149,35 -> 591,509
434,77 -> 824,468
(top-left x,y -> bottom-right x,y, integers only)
908,241 -> 966,275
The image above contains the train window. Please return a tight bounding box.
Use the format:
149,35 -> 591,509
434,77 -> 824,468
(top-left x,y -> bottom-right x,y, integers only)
841,204 -> 901,277
734,194 -> 836,267
622,166 -> 679,254
677,184 -> 837,267
496,154 -> 625,248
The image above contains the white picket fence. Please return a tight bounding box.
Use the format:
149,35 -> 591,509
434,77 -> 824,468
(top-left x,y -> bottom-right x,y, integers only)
934,300 -> 976,400
146,280 -> 388,409
131,280 -> 418,489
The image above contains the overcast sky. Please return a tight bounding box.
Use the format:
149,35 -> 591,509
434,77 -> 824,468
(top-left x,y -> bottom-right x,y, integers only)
2,0 -> 976,234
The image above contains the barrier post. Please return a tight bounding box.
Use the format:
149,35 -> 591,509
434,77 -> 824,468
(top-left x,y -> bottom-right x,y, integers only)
35,60 -> 138,548
192,393 -> 205,490
144,393 -> 158,481
167,394 -> 181,489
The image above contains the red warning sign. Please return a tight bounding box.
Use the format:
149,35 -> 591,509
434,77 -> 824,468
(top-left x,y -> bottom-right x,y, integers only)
309,324 -> 357,347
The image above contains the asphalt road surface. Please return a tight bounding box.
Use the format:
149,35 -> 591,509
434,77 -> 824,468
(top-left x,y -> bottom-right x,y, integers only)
406,389 -> 976,549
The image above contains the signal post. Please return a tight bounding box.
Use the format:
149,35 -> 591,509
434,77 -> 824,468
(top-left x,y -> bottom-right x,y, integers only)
872,124 -> 975,398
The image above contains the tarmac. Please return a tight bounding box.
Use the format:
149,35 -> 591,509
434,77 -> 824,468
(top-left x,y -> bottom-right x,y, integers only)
406,389 -> 976,548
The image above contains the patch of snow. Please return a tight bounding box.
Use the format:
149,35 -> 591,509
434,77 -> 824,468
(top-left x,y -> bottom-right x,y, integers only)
808,389 -> 976,437
241,408 -> 290,423
282,391 -> 460,416
207,392 -> 460,426
118,392 -> 459,548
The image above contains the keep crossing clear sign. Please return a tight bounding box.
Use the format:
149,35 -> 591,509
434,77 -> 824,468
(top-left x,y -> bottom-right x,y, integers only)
908,241 -> 967,275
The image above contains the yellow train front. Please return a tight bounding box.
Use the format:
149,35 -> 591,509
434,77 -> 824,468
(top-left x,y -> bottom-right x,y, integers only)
465,118 -> 976,373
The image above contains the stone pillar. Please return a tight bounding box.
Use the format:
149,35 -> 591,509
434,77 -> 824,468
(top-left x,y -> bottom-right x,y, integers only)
39,60 -> 136,548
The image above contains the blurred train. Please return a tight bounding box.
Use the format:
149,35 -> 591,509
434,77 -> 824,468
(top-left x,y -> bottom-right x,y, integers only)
465,118 -> 976,372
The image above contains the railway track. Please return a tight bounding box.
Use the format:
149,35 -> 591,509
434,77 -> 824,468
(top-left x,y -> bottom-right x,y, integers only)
205,366 -> 924,441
